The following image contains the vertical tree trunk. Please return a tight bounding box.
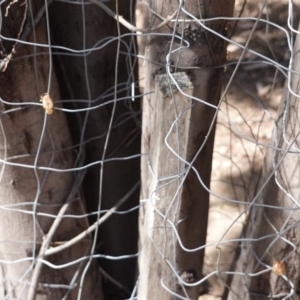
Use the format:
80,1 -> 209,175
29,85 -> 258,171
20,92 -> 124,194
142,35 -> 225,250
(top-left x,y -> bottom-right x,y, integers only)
139,1 -> 234,299
228,22 -> 300,300
49,1 -> 140,298
0,1 -> 103,299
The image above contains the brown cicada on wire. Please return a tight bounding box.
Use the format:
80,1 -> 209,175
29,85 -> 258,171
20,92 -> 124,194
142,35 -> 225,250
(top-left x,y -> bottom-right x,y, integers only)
40,93 -> 53,115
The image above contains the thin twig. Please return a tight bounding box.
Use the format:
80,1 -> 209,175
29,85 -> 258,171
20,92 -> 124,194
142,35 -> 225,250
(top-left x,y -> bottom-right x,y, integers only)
27,170 -> 86,300
98,265 -> 131,295
89,0 -> 178,33
12,0 -> 28,53
44,180 -> 140,256
0,0 -> 28,71
19,0 -> 54,47
1,0 -> 53,72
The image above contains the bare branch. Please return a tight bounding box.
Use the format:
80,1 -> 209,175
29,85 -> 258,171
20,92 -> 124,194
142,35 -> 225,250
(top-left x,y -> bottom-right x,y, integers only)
44,181 -> 140,256
27,171 -> 86,300
89,0 -> 178,33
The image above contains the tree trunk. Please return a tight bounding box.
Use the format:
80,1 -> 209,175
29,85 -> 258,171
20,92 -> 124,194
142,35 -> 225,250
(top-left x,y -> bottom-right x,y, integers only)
138,1 -> 235,299
0,1 -> 103,299
48,1 -> 140,299
228,22 -> 300,300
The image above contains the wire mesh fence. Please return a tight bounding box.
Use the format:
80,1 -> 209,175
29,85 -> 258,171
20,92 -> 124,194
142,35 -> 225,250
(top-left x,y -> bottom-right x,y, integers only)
0,0 -> 299,299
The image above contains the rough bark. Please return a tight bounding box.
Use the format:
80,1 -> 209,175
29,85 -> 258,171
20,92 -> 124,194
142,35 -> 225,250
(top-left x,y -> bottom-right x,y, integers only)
0,1 -> 103,299
139,1 -> 235,299
49,1 -> 140,298
228,23 -> 300,300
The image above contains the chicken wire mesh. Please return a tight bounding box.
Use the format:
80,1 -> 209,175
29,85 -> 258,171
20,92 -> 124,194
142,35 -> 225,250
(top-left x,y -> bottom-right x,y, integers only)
0,0 -> 299,299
